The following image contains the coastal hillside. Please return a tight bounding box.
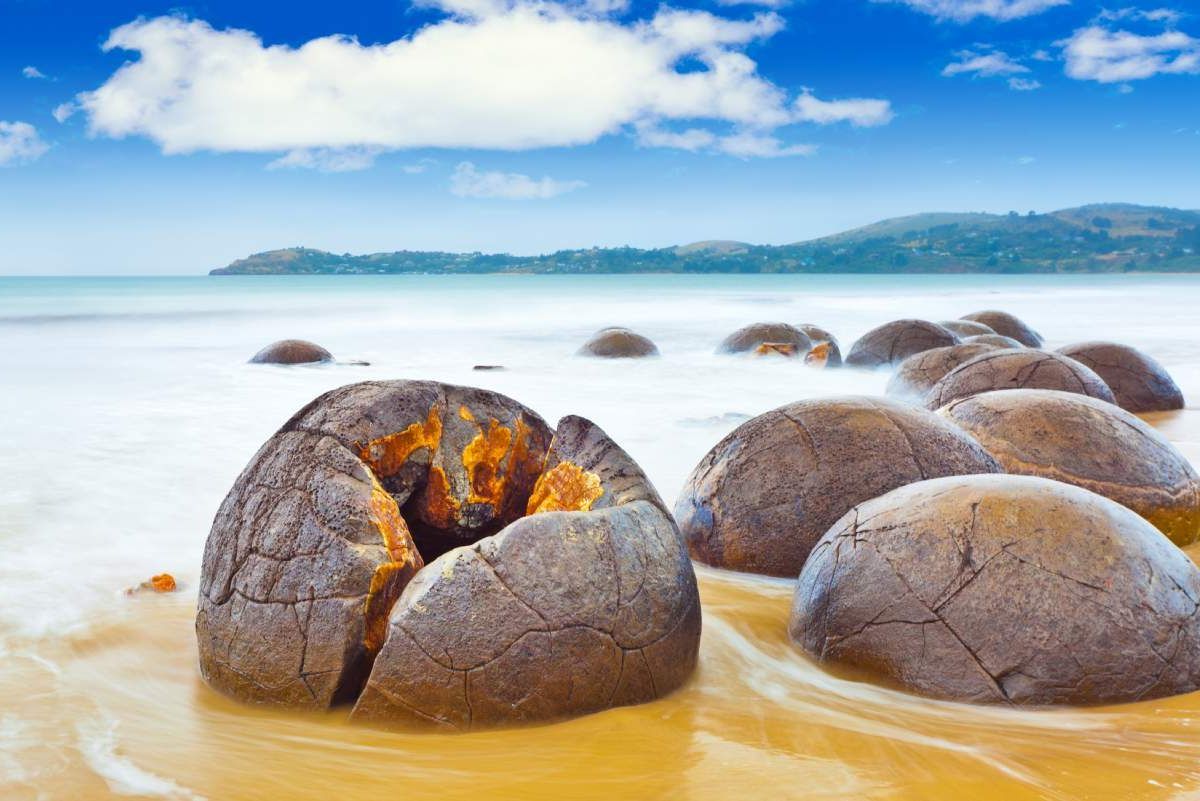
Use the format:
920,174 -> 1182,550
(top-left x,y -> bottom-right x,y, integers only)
211,203 -> 1200,275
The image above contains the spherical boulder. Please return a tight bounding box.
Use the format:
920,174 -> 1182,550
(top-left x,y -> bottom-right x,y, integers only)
717,323 -> 812,356
790,475 -> 1200,706
197,380 -> 700,729
844,320 -> 960,369
939,389 -> 1200,546
674,397 -> 1002,578
249,339 -> 333,365
885,343 -> 1001,402
578,327 -> 660,359
940,320 -> 996,337
797,324 -> 843,368
963,334 -> 1024,349
925,350 -> 1115,410
961,310 -> 1043,347
1058,341 -> 1184,413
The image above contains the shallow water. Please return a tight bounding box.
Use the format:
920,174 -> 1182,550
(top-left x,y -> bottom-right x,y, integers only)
4,274 -> 1200,800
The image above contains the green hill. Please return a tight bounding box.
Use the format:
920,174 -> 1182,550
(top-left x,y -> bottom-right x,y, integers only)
211,203 -> 1200,275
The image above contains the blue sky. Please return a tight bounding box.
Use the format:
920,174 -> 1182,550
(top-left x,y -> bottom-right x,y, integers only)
1,0 -> 1198,274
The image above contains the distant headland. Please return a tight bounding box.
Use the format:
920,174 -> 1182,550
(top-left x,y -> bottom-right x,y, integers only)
211,203 -> 1200,276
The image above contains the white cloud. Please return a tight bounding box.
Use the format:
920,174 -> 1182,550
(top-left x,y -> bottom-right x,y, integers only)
714,132 -> 816,157
75,6 -> 890,164
1060,25 -> 1200,82
1097,8 -> 1184,24
714,0 -> 790,7
402,158 -> 437,174
871,0 -> 1069,23
1016,155 -> 1036,164
22,66 -> 47,79
794,92 -> 894,125
450,161 -> 585,198
635,124 -> 718,151
1008,76 -> 1042,89
0,122 -> 49,166
942,48 -> 1030,76
51,103 -> 76,123
266,147 -> 382,172
1031,48 -> 1054,60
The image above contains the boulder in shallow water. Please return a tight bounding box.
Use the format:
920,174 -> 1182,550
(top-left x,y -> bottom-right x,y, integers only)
797,324 -> 843,367
885,343 -> 1002,402
196,381 -> 699,729
1058,341 -> 1184,413
844,320 -> 959,369
674,396 -> 1002,578
578,327 -> 660,359
961,310 -> 1043,347
249,339 -> 334,365
962,334 -> 1024,349
939,389 -> 1200,546
925,350 -> 1115,410
790,475 -> 1200,706
717,323 -> 812,356
939,320 -> 996,337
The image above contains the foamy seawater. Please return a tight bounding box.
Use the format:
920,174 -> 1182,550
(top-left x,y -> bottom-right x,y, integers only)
4,273 -> 1200,800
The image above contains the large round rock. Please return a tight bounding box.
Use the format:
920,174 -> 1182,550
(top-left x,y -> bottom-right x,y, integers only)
717,323 -> 812,356
578,327 -> 659,359
961,310 -> 1043,347
1058,341 -> 1184,413
798,324 -> 843,368
939,389 -> 1200,545
925,350 -> 1115,410
790,475 -> 1200,706
886,343 -> 1000,402
250,339 -> 333,365
963,334 -> 1024,350
940,320 -> 995,337
674,397 -> 1002,578
845,320 -> 959,369
197,380 -> 700,729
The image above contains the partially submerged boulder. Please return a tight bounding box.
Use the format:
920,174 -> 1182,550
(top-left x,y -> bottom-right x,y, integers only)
578,327 -> 660,359
717,323 -> 812,356
791,475 -> 1200,706
1058,341 -> 1184,413
939,389 -> 1200,546
674,397 -> 1002,578
963,334 -> 1024,349
961,311 -> 1043,347
797,324 -> 843,368
885,343 -> 1001,402
249,339 -> 333,365
940,320 -> 995,337
925,350 -> 1115,410
844,320 -> 959,369
196,381 -> 699,729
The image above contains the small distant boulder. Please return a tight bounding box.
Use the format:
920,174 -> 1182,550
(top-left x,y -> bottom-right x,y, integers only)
962,334 -> 1024,349
797,324 -> 843,367
925,350 -> 1115,410
886,343 -> 1001,402
961,311 -> 1043,347
845,320 -> 959,369
473,365 -> 506,372
249,339 -> 333,365
791,475 -> 1200,706
578,327 -> 659,359
1058,341 -> 1184,413
717,323 -> 812,356
939,320 -> 995,337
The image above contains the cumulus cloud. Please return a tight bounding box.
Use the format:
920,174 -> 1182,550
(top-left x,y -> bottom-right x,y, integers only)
1096,7 -> 1184,24
794,91 -> 894,125
450,161 -> 585,198
73,4 -> 890,165
942,48 -> 1030,76
267,147 -> 383,172
871,0 -> 1069,23
714,131 -> 816,157
51,103 -> 76,123
0,122 -> 49,166
22,66 -> 47,79
1060,25 -> 1200,82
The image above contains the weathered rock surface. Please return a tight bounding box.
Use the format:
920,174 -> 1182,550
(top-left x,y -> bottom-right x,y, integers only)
352,415 -> 700,729
1058,341 -> 1184,413
939,389 -> 1200,546
925,350 -> 1115,410
798,324 -> 843,367
578,327 -> 660,359
249,339 -> 333,365
790,475 -> 1200,706
717,323 -> 812,356
845,320 -> 959,369
963,334 -> 1024,349
961,310 -> 1043,347
940,320 -> 995,337
674,397 -> 1002,578
886,343 -> 1002,402
197,381 -> 699,728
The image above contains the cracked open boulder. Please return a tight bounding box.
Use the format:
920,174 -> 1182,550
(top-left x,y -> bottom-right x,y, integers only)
196,380 -> 700,730
1058,341 -> 1184,413
925,349 -> 1116,410
790,475 -> 1200,706
674,397 -> 1002,578
844,320 -> 960,369
939,389 -> 1200,546
717,323 -> 813,357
